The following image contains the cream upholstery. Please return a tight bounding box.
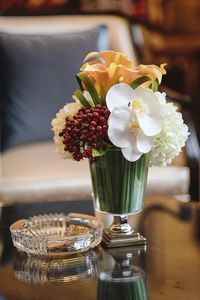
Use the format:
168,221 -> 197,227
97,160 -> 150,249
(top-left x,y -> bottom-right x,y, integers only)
1,142 -> 91,202
0,15 -> 190,204
0,141 -> 190,203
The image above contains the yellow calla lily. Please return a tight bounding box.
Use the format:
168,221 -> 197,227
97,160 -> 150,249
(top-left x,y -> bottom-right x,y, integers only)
80,51 -> 166,100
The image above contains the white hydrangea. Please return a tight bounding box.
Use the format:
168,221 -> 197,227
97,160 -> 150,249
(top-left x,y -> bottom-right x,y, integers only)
51,102 -> 82,158
150,101 -> 189,166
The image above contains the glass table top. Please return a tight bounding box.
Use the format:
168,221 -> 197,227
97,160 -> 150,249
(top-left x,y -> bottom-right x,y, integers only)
0,196 -> 200,300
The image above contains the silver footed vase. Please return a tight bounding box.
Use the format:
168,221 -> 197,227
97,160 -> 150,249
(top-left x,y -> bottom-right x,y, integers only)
89,149 -> 149,247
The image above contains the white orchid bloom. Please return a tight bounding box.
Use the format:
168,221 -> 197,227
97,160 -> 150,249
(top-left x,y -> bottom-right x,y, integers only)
106,83 -> 164,161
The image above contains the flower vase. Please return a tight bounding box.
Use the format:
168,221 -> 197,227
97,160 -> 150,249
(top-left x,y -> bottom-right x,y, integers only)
89,149 -> 149,247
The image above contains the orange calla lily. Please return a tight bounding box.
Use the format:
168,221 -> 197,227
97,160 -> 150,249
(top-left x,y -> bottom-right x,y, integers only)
80,51 -> 166,100
83,51 -> 134,69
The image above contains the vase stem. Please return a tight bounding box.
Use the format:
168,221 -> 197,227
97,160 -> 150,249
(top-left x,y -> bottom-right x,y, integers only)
110,216 -> 133,235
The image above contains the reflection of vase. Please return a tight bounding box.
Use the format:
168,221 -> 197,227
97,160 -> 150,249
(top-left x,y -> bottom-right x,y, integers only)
98,269 -> 147,300
89,150 -> 149,247
97,247 -> 148,300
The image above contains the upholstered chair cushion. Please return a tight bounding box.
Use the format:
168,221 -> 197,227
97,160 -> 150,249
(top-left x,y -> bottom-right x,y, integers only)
0,141 -> 190,203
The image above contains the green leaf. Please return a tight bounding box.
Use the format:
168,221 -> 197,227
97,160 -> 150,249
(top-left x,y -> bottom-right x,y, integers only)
77,72 -> 102,106
129,76 -> 151,89
74,89 -> 91,108
92,148 -> 106,157
151,80 -> 158,92
76,75 -> 84,91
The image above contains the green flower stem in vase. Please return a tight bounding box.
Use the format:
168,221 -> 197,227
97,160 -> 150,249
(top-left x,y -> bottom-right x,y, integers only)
90,149 -> 149,246
89,149 -> 149,215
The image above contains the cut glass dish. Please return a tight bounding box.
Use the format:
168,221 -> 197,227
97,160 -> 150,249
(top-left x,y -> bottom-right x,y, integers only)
10,213 -> 103,255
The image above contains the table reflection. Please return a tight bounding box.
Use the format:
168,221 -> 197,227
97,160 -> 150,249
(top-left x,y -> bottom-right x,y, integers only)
97,246 -> 148,300
12,244 -> 148,300
13,249 -> 98,285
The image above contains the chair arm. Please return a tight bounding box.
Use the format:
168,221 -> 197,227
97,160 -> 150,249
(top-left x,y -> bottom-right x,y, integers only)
161,85 -> 200,201
0,152 -> 2,179
183,109 -> 200,201
160,85 -> 191,105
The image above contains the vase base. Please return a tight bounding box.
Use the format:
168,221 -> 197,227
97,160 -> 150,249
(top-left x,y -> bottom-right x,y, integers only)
102,229 -> 146,248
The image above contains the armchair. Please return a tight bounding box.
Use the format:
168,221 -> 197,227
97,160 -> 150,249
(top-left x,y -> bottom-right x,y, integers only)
0,14 -> 199,205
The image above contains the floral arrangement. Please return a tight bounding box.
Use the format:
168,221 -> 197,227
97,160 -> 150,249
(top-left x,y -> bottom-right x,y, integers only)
52,51 -> 189,166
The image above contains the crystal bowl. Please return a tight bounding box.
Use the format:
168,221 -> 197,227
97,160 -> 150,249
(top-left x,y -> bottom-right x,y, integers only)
10,213 -> 103,255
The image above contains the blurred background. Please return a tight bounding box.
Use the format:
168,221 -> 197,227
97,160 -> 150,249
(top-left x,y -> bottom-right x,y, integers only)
0,0 -> 199,139
0,0 -> 199,205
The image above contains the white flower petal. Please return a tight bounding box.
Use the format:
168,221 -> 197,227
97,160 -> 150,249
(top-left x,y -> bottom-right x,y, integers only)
122,145 -> 142,162
136,132 -> 153,153
106,83 -> 135,112
108,107 -> 131,148
138,114 -> 162,136
135,87 -> 159,115
108,105 -> 131,124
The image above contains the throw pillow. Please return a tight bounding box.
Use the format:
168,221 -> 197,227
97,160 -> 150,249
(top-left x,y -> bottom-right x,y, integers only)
0,25 -> 108,151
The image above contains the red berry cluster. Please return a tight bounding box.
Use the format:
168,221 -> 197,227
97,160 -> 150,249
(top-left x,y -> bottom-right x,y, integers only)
59,104 -> 111,162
